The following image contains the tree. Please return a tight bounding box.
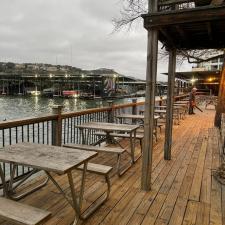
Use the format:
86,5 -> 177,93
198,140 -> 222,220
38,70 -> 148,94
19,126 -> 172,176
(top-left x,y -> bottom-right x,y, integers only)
113,0 -> 224,64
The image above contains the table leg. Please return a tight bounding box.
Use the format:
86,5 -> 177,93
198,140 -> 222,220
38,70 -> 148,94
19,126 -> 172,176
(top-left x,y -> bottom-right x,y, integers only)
45,164 -> 88,225
0,163 -> 8,197
81,128 -> 85,144
106,131 -> 112,144
129,131 -> 136,163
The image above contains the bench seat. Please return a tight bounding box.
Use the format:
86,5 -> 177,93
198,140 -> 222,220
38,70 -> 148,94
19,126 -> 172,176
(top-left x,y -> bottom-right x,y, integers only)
63,143 -> 129,176
0,197 -> 51,225
94,132 -> 144,139
64,144 -> 125,154
77,162 -> 112,175
76,163 -> 112,219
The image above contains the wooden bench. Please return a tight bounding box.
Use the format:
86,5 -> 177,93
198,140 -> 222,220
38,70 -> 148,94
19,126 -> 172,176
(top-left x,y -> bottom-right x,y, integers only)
63,144 -> 129,176
94,132 -> 143,163
76,163 -> 112,219
0,197 -> 51,225
94,132 -> 145,149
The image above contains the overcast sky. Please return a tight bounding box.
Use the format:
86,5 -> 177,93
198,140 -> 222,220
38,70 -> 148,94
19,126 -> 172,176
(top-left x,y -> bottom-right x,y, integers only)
0,0 -> 192,80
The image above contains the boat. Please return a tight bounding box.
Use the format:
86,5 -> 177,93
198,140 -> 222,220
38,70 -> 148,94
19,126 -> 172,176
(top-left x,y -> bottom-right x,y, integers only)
63,90 -> 80,98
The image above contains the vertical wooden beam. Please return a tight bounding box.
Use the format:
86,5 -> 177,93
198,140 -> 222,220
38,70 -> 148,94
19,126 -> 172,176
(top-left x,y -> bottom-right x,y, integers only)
215,54 -> 225,127
141,0 -> 158,191
52,105 -> 63,146
164,49 -> 176,160
141,29 -> 158,191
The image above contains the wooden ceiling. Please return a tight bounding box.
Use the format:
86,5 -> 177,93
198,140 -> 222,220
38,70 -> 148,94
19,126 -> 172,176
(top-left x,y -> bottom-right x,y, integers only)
142,4 -> 225,50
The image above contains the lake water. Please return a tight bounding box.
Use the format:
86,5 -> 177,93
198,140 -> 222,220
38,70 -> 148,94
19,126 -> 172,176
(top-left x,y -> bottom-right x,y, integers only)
0,96 -> 145,121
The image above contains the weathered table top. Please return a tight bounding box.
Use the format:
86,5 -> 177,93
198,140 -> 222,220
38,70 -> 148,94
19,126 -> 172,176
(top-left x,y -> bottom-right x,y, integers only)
0,143 -> 97,174
116,114 -> 160,120
174,101 -> 189,104
76,122 -> 140,132
155,105 -> 184,109
154,109 -> 167,114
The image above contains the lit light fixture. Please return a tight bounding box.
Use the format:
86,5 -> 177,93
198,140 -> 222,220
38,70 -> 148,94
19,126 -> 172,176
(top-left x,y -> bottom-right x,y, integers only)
49,73 -> 53,78
190,78 -> 197,83
65,73 -> 68,78
35,74 -> 38,78
113,74 -> 118,78
208,77 -> 213,82
81,74 -> 85,78
31,91 -> 41,96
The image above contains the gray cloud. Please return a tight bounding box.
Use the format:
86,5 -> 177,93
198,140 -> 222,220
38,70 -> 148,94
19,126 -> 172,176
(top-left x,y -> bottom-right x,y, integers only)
0,0 -> 191,80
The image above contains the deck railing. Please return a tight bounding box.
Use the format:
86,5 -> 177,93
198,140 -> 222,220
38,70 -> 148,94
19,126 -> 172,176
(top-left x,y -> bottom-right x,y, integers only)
0,94 -> 189,185
157,0 -> 217,12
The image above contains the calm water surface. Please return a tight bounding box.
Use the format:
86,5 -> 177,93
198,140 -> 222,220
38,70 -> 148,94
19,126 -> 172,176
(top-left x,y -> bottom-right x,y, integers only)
0,96 -> 145,121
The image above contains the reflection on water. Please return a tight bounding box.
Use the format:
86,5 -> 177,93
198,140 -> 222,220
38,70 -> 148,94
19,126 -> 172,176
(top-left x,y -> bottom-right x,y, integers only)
0,96 -> 145,121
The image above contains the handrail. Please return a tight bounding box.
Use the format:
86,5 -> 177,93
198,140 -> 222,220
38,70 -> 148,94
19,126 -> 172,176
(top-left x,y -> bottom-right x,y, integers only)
0,115 -> 57,129
61,107 -> 112,119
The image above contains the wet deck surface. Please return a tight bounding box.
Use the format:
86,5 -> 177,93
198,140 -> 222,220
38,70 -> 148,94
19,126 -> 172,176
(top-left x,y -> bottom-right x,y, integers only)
1,106 -> 224,225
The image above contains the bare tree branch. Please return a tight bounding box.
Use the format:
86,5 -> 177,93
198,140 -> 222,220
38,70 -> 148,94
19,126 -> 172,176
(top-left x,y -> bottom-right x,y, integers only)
113,0 -> 224,64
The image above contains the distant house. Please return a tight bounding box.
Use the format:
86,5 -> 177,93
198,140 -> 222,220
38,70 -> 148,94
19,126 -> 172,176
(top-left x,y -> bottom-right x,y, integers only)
47,66 -> 58,72
15,64 -> 26,69
60,67 -> 68,72
26,64 -> 39,70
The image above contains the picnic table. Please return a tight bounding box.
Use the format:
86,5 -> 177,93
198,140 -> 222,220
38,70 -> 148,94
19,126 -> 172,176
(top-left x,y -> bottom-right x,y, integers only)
0,142 -> 100,224
139,107 -> 183,124
116,114 -> 160,140
76,122 -> 140,163
116,113 -> 160,123
155,105 -> 187,119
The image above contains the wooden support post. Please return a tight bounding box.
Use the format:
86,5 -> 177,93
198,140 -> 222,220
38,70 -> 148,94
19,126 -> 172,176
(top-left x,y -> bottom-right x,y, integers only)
132,98 -> 138,124
52,105 -> 63,146
141,30 -> 158,191
132,98 -> 137,115
164,49 -> 176,160
107,100 -> 114,123
215,55 -> 225,127
141,0 -> 158,192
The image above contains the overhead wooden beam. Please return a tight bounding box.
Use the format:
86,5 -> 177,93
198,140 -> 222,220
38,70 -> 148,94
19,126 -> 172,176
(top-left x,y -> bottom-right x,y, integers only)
141,0 -> 158,191
159,28 -> 175,48
215,54 -> 225,127
164,49 -> 176,160
175,25 -> 188,42
143,5 -> 225,29
206,22 -> 213,41
158,0 -> 191,6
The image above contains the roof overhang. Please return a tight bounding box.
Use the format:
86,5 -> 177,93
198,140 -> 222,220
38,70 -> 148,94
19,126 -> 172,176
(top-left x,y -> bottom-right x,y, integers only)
142,5 -> 225,50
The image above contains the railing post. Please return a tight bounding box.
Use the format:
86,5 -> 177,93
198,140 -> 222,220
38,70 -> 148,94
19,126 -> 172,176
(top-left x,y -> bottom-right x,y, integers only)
107,101 -> 114,123
132,98 -> 137,115
159,96 -> 163,106
132,98 -> 137,124
52,105 -> 63,146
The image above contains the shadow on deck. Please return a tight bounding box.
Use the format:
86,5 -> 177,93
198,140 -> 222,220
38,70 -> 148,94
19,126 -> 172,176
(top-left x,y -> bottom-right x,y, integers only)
1,106 -> 224,225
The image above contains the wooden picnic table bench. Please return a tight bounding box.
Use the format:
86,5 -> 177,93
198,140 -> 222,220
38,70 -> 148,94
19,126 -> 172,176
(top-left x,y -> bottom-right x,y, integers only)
0,197 -> 51,225
0,143 -> 108,224
64,144 -> 127,176
76,122 -> 140,164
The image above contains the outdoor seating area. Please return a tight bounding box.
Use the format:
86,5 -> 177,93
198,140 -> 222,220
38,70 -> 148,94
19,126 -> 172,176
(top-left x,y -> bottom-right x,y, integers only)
0,99 -> 223,225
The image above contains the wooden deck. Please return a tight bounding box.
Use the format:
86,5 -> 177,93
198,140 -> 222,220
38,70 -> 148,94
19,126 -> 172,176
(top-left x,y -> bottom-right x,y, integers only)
1,108 -> 224,225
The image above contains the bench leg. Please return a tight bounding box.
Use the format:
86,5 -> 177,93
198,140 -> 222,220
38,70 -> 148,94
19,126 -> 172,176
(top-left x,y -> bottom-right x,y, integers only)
0,163 -> 8,198
5,164 -> 49,200
80,174 -> 111,220
116,154 -> 132,177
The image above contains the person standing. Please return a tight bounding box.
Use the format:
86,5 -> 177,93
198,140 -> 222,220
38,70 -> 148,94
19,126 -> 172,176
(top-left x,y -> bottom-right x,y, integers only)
189,87 -> 197,114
